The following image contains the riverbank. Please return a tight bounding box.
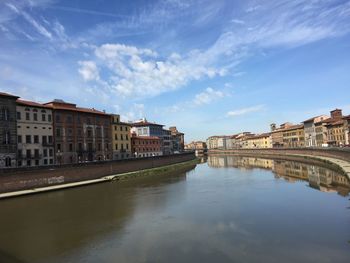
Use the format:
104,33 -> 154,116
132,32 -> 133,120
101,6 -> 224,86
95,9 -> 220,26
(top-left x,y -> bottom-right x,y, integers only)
0,158 -> 198,199
209,148 -> 350,180
0,152 -> 196,195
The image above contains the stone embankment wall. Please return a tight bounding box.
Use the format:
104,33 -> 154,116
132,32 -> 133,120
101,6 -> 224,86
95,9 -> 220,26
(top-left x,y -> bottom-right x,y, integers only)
209,148 -> 350,162
0,152 -> 195,194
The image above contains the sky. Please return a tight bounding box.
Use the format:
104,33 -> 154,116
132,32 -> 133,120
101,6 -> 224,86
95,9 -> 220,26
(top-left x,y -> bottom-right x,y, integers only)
1,0 -> 350,142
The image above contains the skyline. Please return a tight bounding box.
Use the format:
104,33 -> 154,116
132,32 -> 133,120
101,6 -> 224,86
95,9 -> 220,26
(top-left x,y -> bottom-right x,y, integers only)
1,0 -> 350,142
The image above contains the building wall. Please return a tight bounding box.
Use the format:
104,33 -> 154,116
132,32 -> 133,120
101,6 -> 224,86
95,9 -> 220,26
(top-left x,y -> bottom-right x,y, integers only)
315,123 -> 328,147
282,127 -> 305,148
131,136 -> 162,158
16,105 -> 54,167
246,135 -> 272,149
53,110 -> 112,164
111,114 -> 131,160
327,124 -> 345,146
0,95 -> 17,168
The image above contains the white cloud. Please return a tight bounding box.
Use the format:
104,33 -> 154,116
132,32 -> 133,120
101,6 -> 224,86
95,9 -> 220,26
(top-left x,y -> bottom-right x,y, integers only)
227,105 -> 265,117
194,87 -> 225,105
78,61 -> 99,81
83,43 -> 225,98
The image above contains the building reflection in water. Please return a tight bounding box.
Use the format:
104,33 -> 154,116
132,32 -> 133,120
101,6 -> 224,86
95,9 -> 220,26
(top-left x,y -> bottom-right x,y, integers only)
207,155 -> 350,196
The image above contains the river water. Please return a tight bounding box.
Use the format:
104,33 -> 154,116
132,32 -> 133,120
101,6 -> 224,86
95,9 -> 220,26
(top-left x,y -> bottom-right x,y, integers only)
0,155 -> 349,263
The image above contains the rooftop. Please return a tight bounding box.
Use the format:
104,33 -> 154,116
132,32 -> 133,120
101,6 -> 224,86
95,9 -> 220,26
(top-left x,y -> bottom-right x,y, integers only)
0,91 -> 19,99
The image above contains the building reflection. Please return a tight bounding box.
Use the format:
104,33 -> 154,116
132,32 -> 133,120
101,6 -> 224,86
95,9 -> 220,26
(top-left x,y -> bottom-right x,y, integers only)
207,155 -> 350,196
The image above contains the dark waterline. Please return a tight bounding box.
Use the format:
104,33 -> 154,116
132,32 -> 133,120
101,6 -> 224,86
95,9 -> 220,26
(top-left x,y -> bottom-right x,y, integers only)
0,156 -> 349,263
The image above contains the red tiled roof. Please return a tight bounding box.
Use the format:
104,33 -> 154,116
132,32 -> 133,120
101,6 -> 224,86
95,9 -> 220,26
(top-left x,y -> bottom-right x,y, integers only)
0,92 -> 19,98
246,133 -> 271,140
281,124 -> 304,132
132,121 -> 164,127
132,136 -> 160,140
45,103 -> 108,115
16,99 -> 52,109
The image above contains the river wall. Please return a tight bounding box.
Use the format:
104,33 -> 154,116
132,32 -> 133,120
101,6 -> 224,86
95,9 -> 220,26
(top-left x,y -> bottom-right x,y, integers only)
0,152 -> 196,194
209,148 -> 350,162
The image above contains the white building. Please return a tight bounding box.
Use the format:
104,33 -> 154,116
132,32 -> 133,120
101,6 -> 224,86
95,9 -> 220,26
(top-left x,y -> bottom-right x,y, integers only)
16,100 -> 54,167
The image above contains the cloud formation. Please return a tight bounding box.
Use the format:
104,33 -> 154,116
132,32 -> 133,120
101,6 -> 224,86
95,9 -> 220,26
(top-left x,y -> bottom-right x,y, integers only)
78,43 -> 226,98
194,87 -> 225,105
227,105 -> 265,117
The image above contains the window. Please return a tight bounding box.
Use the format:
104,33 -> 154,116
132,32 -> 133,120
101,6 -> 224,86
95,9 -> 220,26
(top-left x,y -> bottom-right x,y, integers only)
43,149 -> 48,157
49,159 -> 53,164
78,143 -> 82,151
49,149 -> 53,157
42,114 -> 46,121
26,112 -> 30,120
2,108 -> 10,121
18,160 -> 22,167
44,159 -> 48,165
17,112 -> 21,120
98,143 -> 101,151
35,160 -> 39,166
55,114 -> 60,122
5,157 -> 11,167
17,135 -> 22,143
120,134 -> 123,140
48,114 -> 52,122
87,129 -> 92,137
42,136 -> 47,145
27,160 -> 31,166
69,143 -> 73,151
115,143 -> 118,150
34,135 -> 39,144
57,143 -> 61,151
56,128 -> 61,137
33,113 -> 37,121
26,135 -> 31,144
48,136 -> 53,143
26,149 -> 31,158
34,149 -> 39,158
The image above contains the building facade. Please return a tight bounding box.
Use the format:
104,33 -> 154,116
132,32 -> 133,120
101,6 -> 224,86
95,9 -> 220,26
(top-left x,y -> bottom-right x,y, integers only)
131,134 -> 162,157
282,124 -> 305,148
169,126 -> 185,153
16,100 -> 54,167
44,99 -> 112,165
0,92 -> 18,168
111,114 -> 131,160
131,119 -> 172,155
245,133 -> 272,149
303,115 -> 329,147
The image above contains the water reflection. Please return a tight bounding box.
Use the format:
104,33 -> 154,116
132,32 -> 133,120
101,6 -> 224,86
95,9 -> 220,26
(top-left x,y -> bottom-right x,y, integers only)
207,155 -> 350,196
0,170 -> 189,263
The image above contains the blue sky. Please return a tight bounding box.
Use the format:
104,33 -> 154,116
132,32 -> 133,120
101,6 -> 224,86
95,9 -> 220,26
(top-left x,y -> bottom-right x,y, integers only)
1,0 -> 350,142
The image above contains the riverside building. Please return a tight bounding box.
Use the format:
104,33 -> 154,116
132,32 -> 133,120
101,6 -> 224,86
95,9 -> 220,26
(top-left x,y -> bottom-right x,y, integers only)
0,92 -> 18,168
44,99 -> 112,165
131,133 -> 162,157
16,100 -> 54,167
111,114 -> 131,160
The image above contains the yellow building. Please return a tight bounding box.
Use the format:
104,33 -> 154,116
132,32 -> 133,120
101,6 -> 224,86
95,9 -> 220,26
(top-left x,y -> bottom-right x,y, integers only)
282,124 -> 305,148
111,114 -> 131,159
245,133 -> 272,149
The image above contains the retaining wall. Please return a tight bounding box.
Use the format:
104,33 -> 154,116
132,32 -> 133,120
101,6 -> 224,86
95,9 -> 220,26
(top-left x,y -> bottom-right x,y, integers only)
209,148 -> 350,162
0,152 -> 196,194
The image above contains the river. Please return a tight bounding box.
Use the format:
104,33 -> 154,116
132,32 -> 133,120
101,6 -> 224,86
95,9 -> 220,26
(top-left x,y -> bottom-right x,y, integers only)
0,155 -> 349,263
